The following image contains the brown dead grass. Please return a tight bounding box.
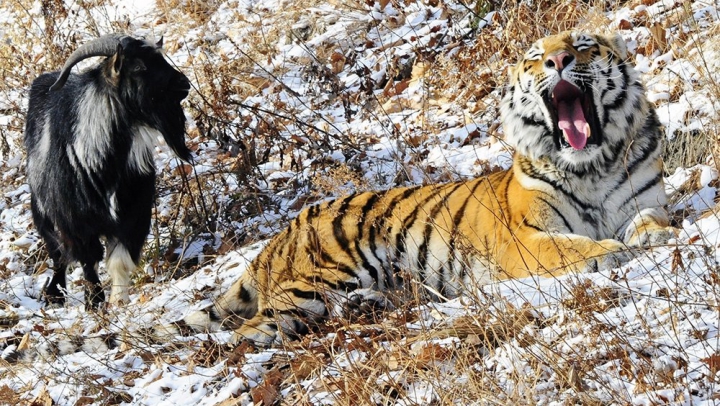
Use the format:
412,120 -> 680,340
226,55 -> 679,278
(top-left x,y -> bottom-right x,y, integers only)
1,0 -> 720,404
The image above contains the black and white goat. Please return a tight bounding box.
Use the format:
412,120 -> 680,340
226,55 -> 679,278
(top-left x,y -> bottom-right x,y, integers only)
24,34 -> 191,309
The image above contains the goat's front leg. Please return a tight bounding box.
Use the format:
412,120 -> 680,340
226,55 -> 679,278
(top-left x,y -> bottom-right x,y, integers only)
43,267 -> 67,306
105,244 -> 134,305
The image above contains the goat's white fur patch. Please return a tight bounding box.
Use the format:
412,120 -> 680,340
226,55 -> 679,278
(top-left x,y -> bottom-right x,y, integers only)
26,120 -> 53,215
129,126 -> 159,174
73,85 -> 116,172
37,120 -> 52,164
109,191 -> 119,222
106,245 -> 134,304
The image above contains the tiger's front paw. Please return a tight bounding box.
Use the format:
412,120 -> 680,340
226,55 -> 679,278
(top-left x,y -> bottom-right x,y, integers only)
585,249 -> 635,273
623,208 -> 677,248
625,226 -> 677,248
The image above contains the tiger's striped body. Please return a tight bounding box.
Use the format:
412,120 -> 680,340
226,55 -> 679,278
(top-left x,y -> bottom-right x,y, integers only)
187,32 -> 673,345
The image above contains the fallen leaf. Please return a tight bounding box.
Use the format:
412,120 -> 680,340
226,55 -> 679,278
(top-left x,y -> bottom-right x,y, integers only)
250,368 -> 284,405
702,353 -> 720,375
30,388 -> 53,406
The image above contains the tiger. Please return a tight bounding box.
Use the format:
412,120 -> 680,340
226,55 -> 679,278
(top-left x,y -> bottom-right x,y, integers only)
182,31 -> 674,346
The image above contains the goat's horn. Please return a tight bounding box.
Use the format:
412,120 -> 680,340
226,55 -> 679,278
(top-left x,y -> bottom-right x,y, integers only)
50,34 -> 128,91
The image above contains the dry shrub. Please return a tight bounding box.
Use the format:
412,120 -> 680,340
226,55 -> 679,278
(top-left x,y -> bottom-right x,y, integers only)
311,164 -> 371,196
0,385 -> 20,404
2,0 -> 720,405
429,27 -> 507,112
660,21 -> 720,173
561,279 -> 623,314
663,131 -> 714,174
501,0 -> 608,44
251,296 -> 546,404
156,0 -> 222,26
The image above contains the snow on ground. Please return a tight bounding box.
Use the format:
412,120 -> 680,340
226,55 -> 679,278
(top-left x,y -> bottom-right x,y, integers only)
0,0 -> 720,404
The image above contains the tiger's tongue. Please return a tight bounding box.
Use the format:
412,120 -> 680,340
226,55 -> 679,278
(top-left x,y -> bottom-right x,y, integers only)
557,98 -> 589,150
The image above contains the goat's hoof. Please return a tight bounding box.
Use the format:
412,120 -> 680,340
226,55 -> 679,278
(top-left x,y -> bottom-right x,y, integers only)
42,292 -> 65,308
84,287 -> 106,311
84,300 -> 105,312
42,284 -> 66,308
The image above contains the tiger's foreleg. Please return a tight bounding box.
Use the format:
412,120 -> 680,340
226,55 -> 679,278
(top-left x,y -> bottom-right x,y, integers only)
622,207 -> 676,247
505,208 -> 676,278
232,280 -> 394,346
500,231 -> 631,278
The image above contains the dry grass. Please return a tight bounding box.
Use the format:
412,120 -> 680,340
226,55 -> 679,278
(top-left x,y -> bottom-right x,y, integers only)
0,0 -> 719,404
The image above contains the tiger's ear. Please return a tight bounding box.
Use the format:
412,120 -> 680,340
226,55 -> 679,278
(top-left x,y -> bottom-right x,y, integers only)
505,64 -> 514,78
506,63 -> 520,83
604,33 -> 628,60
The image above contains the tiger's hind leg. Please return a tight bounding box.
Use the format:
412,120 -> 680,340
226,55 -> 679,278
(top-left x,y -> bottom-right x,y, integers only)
233,282 -> 394,346
182,271 -> 259,333
232,279 -> 330,346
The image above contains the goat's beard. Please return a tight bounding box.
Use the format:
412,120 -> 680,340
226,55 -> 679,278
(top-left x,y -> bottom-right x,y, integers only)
151,101 -> 191,162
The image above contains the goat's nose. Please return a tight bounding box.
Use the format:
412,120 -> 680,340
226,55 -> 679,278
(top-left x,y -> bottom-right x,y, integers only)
545,52 -> 574,71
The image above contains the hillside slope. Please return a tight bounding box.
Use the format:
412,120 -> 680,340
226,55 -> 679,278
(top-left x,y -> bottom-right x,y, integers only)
0,0 -> 719,404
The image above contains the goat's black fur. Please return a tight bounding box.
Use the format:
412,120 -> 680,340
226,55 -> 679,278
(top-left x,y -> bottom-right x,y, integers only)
24,35 -> 191,309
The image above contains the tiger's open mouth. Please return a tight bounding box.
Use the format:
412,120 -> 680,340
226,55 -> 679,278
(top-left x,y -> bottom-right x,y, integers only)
546,80 -> 601,150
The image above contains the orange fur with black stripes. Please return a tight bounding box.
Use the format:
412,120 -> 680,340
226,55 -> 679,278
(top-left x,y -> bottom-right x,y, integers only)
185,32 -> 674,345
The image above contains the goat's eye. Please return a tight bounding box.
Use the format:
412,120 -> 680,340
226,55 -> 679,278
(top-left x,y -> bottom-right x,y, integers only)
132,61 -> 147,72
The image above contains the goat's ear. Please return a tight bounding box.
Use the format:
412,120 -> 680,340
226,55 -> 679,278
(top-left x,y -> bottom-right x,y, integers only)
155,37 -> 163,49
110,43 -> 124,79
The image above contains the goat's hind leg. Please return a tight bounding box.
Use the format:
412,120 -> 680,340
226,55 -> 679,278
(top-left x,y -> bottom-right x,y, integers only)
32,208 -> 68,306
43,257 -> 68,306
73,236 -> 106,310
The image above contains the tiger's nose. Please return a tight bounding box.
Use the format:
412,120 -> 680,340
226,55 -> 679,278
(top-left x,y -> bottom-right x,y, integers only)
545,52 -> 574,71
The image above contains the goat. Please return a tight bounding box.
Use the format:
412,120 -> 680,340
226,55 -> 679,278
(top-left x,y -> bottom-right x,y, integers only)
24,34 -> 191,309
